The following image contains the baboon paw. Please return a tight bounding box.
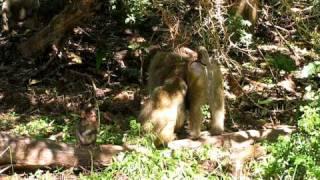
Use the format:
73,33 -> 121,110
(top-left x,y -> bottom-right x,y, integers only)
189,131 -> 201,140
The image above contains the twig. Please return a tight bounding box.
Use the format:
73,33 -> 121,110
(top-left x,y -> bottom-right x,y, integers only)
228,73 -> 269,111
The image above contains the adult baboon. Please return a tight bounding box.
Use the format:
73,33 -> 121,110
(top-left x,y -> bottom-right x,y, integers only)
139,47 -> 225,145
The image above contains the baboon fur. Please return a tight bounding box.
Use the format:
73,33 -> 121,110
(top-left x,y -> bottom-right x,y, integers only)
139,47 -> 225,146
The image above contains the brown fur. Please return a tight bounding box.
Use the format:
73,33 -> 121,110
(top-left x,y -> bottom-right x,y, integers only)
140,78 -> 187,145
139,47 -> 225,145
139,52 -> 190,145
76,108 -> 98,146
187,47 -> 224,137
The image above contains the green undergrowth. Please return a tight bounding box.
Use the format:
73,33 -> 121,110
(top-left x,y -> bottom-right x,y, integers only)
83,120 -> 232,179
6,114 -> 76,143
253,90 -> 320,179
84,147 -> 231,180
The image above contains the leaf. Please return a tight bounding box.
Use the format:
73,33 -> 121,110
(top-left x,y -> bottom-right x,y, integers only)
258,98 -> 274,105
266,53 -> 297,72
301,61 -> 320,78
95,49 -> 106,70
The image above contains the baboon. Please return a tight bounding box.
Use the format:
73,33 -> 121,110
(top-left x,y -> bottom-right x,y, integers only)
187,47 -> 225,138
139,47 -> 225,145
232,0 -> 259,25
2,0 -> 40,32
140,77 -> 187,145
76,107 -> 99,146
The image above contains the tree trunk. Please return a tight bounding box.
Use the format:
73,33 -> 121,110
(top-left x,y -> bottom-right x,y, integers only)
18,0 -> 96,57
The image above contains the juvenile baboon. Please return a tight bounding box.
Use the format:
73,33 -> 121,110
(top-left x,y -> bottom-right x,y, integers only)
139,52 -> 189,145
76,107 -> 99,146
140,77 -> 187,145
139,47 -> 225,145
2,0 -> 40,32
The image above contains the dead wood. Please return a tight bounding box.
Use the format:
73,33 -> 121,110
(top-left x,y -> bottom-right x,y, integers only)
18,0 -> 96,57
0,133 -> 124,170
169,126 -> 296,178
0,126 -> 295,171
168,125 -> 296,150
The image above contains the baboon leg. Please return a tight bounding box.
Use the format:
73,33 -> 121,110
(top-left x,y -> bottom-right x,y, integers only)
235,0 -> 259,25
250,0 -> 258,25
236,0 -> 246,16
140,77 -> 187,146
157,116 -> 178,145
209,84 -> 225,135
188,46 -> 225,137
208,58 -> 225,135
175,105 -> 186,131
187,62 -> 206,138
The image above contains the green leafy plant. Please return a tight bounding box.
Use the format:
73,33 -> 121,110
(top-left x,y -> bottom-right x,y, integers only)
60,120 -> 76,143
201,104 -> 211,120
259,91 -> 320,179
0,112 -> 18,130
84,145 -> 230,179
266,53 -> 297,72
95,49 -> 106,70
97,124 -> 124,145
110,0 -> 152,24
81,119 -> 232,179
13,117 -> 57,138
125,0 -> 151,24
12,115 -> 77,143
97,119 -> 144,145
227,16 -> 254,47
301,61 -> 320,78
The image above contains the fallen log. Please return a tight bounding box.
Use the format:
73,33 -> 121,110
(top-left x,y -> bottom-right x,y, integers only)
168,125 -> 296,179
168,125 -> 296,149
0,133 -> 125,170
0,126 -> 296,171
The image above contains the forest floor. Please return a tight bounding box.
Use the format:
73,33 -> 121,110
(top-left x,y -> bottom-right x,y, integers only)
0,5 -> 319,179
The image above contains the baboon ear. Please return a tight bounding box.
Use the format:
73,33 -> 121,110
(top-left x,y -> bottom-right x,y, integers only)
197,46 -> 210,65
